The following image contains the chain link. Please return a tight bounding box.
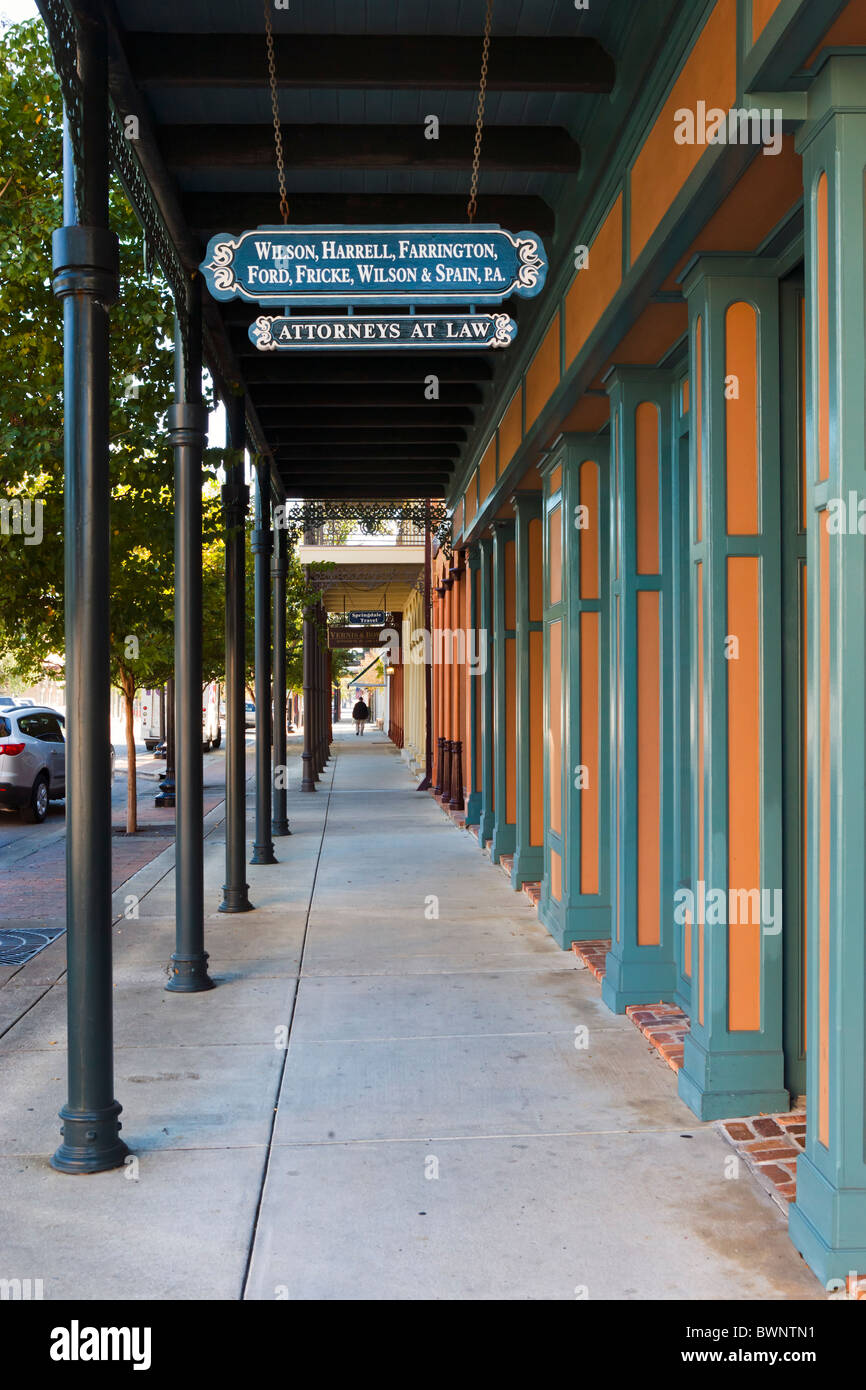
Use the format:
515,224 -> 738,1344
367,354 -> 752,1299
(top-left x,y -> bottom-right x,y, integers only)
467,0 -> 494,223
264,1 -> 290,224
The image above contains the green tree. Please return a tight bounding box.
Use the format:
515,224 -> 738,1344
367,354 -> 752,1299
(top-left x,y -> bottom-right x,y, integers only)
0,18 -> 226,832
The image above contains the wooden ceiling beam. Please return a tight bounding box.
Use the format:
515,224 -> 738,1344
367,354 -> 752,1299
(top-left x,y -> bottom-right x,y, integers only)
185,192 -> 554,240
129,35 -> 614,94
161,123 -> 580,173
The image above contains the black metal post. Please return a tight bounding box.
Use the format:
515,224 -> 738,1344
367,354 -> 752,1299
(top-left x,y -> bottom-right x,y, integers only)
50,13 -> 127,1174
219,395 -> 253,911
300,597 -> 317,791
271,519 -> 290,835
251,463 -> 276,864
155,675 -> 176,807
166,283 -> 213,992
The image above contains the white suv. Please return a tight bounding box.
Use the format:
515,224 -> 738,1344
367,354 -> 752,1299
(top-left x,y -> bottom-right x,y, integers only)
0,705 -> 115,824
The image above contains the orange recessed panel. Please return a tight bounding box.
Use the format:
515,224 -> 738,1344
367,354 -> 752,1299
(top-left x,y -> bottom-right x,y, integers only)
548,503 -> 562,606
530,628 -> 544,847
630,0 -> 737,264
727,556 -> 762,1032
752,0 -> 783,44
637,592 -> 661,945
549,619 -> 562,837
635,402 -> 660,574
726,302 -> 760,535
580,611 -> 601,895
579,460 -> 600,600
526,313 -> 561,431
479,437 -> 497,504
565,194 -> 623,367
499,387 -> 523,474
528,517 -> 544,624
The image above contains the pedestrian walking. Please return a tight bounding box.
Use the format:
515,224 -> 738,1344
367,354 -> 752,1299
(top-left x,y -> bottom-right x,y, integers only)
352,697 -> 370,736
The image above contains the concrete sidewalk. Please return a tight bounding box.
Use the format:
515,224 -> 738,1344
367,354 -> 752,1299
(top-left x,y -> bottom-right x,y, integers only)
0,727 -> 821,1299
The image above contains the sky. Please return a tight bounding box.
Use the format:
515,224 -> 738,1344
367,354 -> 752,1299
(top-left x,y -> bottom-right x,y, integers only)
0,1 -> 38,21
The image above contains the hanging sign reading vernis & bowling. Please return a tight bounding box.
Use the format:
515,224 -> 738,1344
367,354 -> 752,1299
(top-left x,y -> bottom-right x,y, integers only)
199,224 -> 548,352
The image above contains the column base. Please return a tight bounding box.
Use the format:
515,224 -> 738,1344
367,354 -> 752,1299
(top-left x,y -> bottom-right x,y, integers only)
219,885 -> 254,913
50,1101 -> 128,1174
251,843 -> 278,865
165,952 -> 215,993
490,823 -> 515,864
789,1155 -> 866,1286
601,951 -> 678,1014
677,1033 -> 789,1120
464,791 -> 482,826
272,817 -> 292,836
510,845 -> 543,888
479,808 -> 495,844
154,792 -> 176,808
537,893 -> 611,948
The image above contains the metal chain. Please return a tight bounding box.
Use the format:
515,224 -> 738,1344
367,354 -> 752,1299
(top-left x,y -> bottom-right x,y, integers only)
264,0 -> 290,224
467,0 -> 494,223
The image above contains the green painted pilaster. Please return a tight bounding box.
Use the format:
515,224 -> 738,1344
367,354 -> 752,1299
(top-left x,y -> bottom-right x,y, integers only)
603,368 -> 678,1012
672,381 -> 694,1014
789,57 -> 866,1287
538,436 -> 611,948
511,494 -> 544,887
465,543 -> 482,827
478,537 -> 495,846
491,520 -> 516,863
678,255 -> 788,1121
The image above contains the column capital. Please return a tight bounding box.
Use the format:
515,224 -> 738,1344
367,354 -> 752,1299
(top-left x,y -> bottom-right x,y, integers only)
167,402 -> 208,448
511,490 -> 543,518
678,251 -> 781,299
796,54 -> 866,154
603,363 -> 677,398
465,543 -> 482,572
52,225 -> 119,303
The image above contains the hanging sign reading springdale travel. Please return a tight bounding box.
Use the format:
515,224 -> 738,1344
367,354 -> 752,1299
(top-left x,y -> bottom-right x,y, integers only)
200,225 -> 547,306
249,312 -> 516,351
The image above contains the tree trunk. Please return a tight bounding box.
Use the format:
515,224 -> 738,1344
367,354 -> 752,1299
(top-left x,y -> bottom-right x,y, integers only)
123,676 -> 137,835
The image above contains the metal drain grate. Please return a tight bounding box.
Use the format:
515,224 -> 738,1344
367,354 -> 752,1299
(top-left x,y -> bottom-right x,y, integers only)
0,927 -> 65,966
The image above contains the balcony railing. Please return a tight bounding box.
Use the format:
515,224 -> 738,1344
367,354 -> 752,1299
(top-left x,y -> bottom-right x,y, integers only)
302,521 -> 426,547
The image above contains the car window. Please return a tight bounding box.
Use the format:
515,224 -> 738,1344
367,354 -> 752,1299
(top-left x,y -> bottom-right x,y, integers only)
18,714 -> 64,743
0,717 -> 10,737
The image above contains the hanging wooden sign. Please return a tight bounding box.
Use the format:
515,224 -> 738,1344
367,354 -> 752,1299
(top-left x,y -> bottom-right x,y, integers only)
249,311 -> 516,351
200,225 -> 547,306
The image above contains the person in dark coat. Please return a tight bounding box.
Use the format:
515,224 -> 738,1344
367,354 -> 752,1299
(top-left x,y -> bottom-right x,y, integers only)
352,697 -> 370,736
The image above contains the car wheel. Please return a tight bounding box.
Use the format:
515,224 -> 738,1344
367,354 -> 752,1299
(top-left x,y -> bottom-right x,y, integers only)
212,728 -> 221,749
22,773 -> 49,824
202,738 -> 211,753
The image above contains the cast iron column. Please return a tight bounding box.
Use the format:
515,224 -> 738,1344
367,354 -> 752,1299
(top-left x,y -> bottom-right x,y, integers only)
155,675 -> 175,807
251,462 -> 276,864
271,519 -> 290,835
300,598 -> 317,791
166,284 -> 212,992
219,395 -> 253,911
50,14 -> 127,1173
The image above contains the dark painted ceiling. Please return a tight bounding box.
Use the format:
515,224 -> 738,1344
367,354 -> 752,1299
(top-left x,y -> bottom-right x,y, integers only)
92,1 -> 669,499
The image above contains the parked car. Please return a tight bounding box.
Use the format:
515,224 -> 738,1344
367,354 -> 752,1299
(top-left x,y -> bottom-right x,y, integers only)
245,700 -> 256,728
0,705 -> 66,822
0,706 -> 114,823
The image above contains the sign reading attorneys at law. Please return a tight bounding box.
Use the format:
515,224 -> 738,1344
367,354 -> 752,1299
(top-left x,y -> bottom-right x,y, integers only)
250,312 -> 516,352
200,225 -> 547,307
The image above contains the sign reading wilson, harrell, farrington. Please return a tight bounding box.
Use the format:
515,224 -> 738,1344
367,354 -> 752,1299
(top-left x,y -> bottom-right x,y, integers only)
200,225 -> 547,306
